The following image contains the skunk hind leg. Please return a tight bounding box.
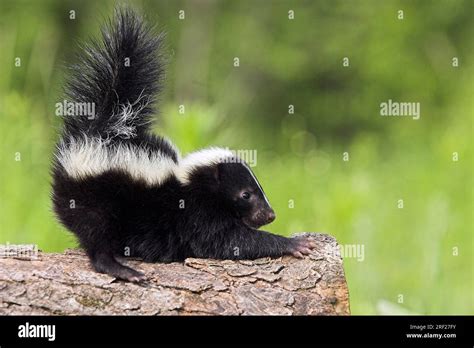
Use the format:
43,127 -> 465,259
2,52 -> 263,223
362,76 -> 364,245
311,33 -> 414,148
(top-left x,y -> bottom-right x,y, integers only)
90,250 -> 146,283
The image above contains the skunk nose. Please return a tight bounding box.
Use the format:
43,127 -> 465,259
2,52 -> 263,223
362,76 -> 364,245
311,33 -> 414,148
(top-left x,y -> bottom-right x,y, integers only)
266,210 -> 276,223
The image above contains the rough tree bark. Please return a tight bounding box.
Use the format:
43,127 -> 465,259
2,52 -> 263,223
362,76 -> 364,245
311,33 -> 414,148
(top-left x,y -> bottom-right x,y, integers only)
0,233 -> 350,315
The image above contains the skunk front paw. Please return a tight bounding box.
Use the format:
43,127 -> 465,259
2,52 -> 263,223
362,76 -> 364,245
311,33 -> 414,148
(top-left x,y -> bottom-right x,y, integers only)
287,236 -> 317,258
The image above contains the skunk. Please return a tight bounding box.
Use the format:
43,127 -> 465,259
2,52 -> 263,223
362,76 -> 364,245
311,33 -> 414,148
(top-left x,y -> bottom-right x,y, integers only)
52,8 -> 316,282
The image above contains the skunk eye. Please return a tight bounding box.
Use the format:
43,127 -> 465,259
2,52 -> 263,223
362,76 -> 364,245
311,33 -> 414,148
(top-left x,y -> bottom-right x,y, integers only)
241,192 -> 251,200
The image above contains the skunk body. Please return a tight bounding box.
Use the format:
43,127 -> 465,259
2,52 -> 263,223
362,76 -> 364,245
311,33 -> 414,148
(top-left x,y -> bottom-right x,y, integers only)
52,8 -> 315,282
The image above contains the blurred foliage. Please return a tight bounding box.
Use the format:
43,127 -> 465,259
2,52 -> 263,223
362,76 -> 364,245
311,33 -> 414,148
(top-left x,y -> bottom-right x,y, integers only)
0,0 -> 472,314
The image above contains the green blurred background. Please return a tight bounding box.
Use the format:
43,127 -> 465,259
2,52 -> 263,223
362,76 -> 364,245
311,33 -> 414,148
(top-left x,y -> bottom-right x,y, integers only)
0,0 -> 472,314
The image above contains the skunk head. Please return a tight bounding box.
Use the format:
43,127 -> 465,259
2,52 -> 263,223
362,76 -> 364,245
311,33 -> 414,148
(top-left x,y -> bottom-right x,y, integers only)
216,162 -> 275,229
177,148 -> 276,229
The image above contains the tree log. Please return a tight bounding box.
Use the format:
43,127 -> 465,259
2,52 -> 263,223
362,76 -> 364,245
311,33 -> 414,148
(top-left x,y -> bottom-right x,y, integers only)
0,233 -> 350,315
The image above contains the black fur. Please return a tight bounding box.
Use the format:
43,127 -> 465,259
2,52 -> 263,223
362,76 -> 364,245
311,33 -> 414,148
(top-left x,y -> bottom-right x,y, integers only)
52,8 -> 315,282
62,7 -> 165,139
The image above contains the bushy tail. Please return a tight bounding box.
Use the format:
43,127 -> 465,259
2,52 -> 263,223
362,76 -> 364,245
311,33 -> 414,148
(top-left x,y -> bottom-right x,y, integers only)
61,7 -> 165,139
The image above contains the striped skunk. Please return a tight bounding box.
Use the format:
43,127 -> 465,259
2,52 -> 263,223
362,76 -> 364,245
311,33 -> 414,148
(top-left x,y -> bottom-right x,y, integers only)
52,8 -> 316,282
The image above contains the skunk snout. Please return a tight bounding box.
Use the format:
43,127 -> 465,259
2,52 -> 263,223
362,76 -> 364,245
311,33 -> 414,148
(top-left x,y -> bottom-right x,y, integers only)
265,209 -> 276,224
253,207 -> 275,226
